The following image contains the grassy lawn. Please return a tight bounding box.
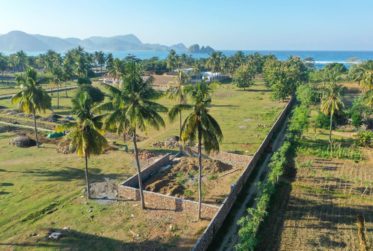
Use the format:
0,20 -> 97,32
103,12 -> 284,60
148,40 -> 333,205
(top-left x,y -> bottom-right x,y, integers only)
0,132 -> 208,250
0,81 -> 286,250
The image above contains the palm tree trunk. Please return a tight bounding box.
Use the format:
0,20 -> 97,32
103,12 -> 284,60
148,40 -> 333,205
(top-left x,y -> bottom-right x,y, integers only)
32,109 -> 40,148
133,129 -> 145,209
84,153 -> 91,199
197,126 -> 202,220
329,111 -> 333,154
179,110 -> 182,152
57,82 -> 60,109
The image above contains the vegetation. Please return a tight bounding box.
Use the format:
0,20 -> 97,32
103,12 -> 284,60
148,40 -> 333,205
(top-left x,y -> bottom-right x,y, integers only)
11,68 -> 51,147
233,63 -> 256,90
320,82 -> 344,147
58,92 -> 108,199
180,82 -> 223,219
236,92 -> 309,250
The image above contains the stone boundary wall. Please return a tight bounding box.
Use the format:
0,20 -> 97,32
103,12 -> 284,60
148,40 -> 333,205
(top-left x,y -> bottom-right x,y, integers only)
118,185 -> 219,219
192,97 -> 294,251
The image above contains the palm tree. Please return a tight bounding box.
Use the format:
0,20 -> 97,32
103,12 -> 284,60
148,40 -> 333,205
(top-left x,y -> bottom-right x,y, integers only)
58,92 -> 107,199
104,61 -> 167,209
51,65 -> 64,109
181,82 -> 223,219
11,68 -> 51,147
96,83 -> 129,144
108,59 -> 124,83
321,83 -> 344,148
206,51 -> 223,72
166,49 -> 178,72
168,70 -> 191,147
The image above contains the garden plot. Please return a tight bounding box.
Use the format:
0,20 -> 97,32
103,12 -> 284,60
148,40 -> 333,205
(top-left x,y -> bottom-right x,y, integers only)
144,156 -> 246,205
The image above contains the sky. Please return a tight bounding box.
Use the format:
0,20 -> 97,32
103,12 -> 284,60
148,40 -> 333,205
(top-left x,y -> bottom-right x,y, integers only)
1,0 -> 373,50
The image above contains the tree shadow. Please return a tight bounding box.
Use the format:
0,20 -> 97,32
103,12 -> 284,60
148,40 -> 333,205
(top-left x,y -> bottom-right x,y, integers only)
22,167 -> 126,183
0,228 -> 192,250
0,182 -> 13,187
210,104 -> 239,108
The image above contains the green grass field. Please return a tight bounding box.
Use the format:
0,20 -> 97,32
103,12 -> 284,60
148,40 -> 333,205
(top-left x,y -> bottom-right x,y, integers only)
0,80 -> 286,250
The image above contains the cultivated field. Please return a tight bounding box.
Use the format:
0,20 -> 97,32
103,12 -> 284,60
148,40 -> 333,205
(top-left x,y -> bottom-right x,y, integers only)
0,80 -> 286,250
257,83 -> 373,251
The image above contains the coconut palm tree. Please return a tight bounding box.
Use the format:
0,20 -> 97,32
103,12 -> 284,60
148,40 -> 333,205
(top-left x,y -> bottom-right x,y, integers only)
111,61 -> 167,209
108,59 -> 124,83
181,82 -> 223,219
11,68 -> 51,147
206,51 -> 223,72
96,83 -> 130,144
166,49 -> 178,72
58,92 -> 107,199
321,83 -> 344,148
167,70 -> 192,147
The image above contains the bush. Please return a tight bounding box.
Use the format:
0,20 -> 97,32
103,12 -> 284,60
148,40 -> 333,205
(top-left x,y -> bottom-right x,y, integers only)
351,111 -> 363,128
77,77 -> 92,85
315,112 -> 331,129
356,130 -> 373,147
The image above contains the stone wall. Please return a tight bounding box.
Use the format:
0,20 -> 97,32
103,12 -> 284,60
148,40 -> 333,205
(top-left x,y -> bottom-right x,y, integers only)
118,185 -> 219,219
192,98 -> 294,251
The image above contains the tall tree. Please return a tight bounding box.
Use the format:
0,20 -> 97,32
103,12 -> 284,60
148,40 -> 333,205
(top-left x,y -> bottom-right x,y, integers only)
321,83 -> 344,148
206,51 -> 224,72
168,70 -> 191,148
181,82 -> 223,219
58,92 -> 107,199
94,51 -> 106,73
166,49 -> 178,72
123,61 -> 167,209
11,68 -> 51,147
233,63 -> 256,90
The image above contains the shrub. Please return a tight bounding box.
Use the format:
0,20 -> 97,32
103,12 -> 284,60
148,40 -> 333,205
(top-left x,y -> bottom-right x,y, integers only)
351,111 -> 363,128
356,131 -> 373,147
315,112 -> 331,129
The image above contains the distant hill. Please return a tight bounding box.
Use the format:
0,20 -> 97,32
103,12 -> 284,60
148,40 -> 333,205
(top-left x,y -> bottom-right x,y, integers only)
0,30 -> 213,53
188,44 -> 215,54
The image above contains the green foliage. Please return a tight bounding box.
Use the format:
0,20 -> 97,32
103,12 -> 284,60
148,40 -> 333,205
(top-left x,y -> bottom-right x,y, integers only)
233,63 -> 255,90
263,57 -> 308,100
236,92 -> 308,251
355,130 -> 373,147
351,111 -> 363,127
74,84 -> 105,104
324,63 -> 347,74
315,112 -> 332,129
77,77 -> 92,85
296,83 -> 319,106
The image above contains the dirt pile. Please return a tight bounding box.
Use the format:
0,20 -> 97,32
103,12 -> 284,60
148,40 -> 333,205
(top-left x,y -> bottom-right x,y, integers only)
145,157 -> 233,198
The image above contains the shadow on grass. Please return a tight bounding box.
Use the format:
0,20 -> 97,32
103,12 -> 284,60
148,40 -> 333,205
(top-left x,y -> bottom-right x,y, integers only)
0,228 -> 188,251
22,167 -> 129,183
236,88 -> 272,93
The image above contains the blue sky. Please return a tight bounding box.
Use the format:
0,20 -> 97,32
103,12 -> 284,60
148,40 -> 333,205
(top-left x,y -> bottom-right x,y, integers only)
2,0 -> 373,50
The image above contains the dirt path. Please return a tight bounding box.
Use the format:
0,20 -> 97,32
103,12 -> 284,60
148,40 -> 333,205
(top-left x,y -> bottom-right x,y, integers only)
212,116 -> 290,251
